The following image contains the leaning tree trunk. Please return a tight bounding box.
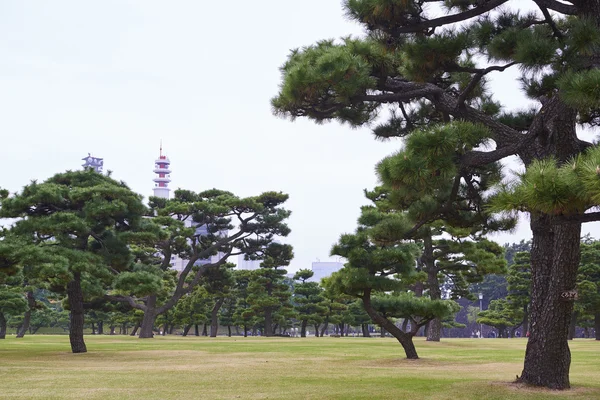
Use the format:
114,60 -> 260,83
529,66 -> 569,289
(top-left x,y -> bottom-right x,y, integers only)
320,316 -> 329,337
182,325 -> 191,337
0,312 -> 7,339
138,295 -> 158,339
210,298 -> 224,338
67,272 -> 87,353
362,290 -> 419,359
130,322 -> 140,336
518,217 -> 581,389
16,291 -> 35,338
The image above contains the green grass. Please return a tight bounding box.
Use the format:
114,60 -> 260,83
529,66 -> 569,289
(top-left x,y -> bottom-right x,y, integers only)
1,335 -> 599,399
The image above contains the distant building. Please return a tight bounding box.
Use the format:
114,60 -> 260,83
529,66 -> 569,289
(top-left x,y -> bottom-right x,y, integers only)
309,261 -> 343,283
237,255 -> 262,271
82,153 -> 103,173
153,145 -> 171,199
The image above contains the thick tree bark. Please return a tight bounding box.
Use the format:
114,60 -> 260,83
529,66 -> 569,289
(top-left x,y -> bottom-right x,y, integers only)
264,308 -> 273,337
130,322 -> 139,336
210,298 -> 224,338
67,272 -> 87,353
362,324 -> 371,337
0,312 -> 6,339
518,218 -> 581,390
139,295 -> 158,339
16,291 -> 36,338
362,290 -> 419,359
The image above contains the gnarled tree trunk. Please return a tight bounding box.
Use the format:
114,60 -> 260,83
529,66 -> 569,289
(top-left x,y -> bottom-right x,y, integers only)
362,290 -> 418,359
210,298 -> 224,338
139,295 -> 158,339
67,272 -> 87,353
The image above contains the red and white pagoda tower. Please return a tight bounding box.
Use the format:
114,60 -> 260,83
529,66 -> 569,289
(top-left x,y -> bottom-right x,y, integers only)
153,144 -> 171,199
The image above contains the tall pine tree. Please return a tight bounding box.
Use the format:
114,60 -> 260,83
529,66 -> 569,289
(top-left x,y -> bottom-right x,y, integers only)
273,1 -> 600,388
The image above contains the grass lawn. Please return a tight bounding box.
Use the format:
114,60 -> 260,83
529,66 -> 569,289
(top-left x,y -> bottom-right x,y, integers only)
1,335 -> 599,400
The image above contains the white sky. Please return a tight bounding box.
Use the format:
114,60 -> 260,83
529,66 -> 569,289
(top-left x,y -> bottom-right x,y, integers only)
1,1 -> 598,272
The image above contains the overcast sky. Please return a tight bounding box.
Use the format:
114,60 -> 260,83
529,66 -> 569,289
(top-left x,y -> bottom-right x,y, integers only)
1,1 -> 598,272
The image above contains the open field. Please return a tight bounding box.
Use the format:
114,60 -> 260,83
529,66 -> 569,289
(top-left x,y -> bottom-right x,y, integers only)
1,336 -> 599,400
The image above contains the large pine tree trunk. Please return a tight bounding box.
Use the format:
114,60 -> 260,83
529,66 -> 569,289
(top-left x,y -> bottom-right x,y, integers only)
362,324 -> 371,337
67,272 -> 87,353
139,295 -> 158,339
519,218 -> 581,389
0,312 -> 6,339
300,319 -> 307,337
362,290 -> 418,359
264,308 -> 273,337
16,291 -> 35,338
210,298 -> 224,338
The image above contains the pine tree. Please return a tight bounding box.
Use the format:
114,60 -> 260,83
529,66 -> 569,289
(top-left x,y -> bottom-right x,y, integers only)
477,299 -> 523,338
577,240 -> 600,340
506,251 -> 532,335
329,215 -> 459,359
292,269 -> 327,337
0,170 -> 146,352
246,243 -> 295,337
272,1 -> 600,388
109,189 -> 291,338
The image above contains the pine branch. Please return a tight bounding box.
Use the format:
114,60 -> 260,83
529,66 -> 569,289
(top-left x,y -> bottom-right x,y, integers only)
390,0 -> 510,34
533,0 -> 578,15
536,4 -> 564,39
